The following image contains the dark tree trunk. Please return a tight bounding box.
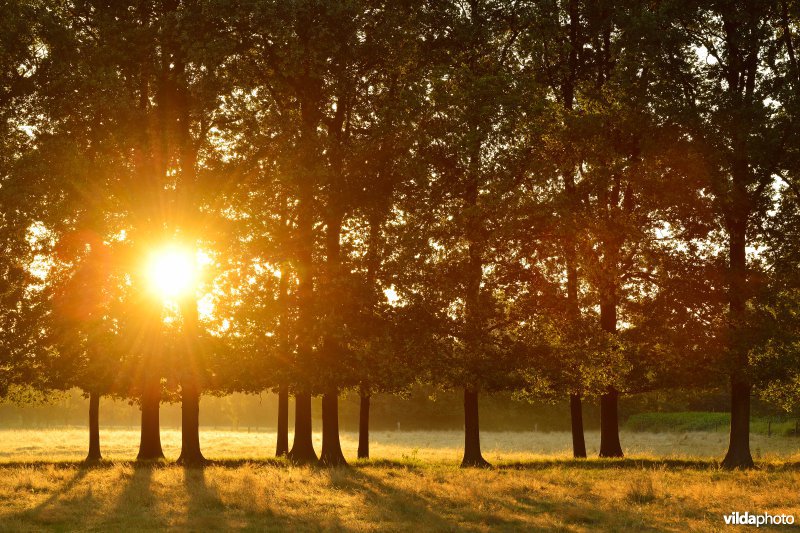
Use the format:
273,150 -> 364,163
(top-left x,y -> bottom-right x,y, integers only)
461,388 -> 490,468
317,206 -> 348,467
177,300 -> 205,466
598,300 -> 623,458
722,215 -> 754,468
358,390 -> 370,460
276,384 -> 289,457
287,391 -> 317,463
569,393 -> 587,458
320,390 -> 347,466
562,2 -> 587,463
286,92 -> 318,465
137,377 -> 164,461
85,391 -> 101,463
722,379 -> 754,468
177,380 -> 205,466
599,387 -> 623,458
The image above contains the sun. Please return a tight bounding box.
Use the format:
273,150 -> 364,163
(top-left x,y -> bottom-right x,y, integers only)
146,246 -> 197,300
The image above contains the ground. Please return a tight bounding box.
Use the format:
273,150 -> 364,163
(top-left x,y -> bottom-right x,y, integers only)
0,430 -> 798,531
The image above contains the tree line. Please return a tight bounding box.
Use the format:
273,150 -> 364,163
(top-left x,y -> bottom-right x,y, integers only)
2,0 -> 800,469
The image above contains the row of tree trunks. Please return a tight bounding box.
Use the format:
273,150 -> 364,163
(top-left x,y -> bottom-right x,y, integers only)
276,389 -> 370,462
99,384 -> 639,466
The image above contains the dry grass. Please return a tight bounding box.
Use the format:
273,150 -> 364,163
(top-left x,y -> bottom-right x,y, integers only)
0,430 -> 798,531
2,428 -> 799,464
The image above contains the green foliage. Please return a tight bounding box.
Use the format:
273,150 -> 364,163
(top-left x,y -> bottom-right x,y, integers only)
625,412 -> 800,437
625,412 -> 732,433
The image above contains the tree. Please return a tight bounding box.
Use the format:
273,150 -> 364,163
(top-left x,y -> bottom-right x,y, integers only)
391,0 -> 546,467
0,0 -> 51,401
662,0 -> 795,468
48,235 -> 124,462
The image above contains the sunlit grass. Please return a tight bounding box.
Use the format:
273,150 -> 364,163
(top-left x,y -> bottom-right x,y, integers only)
0,428 -> 798,464
0,430 -> 798,531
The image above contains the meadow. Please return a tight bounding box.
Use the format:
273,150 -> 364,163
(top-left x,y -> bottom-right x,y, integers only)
0,429 -> 798,531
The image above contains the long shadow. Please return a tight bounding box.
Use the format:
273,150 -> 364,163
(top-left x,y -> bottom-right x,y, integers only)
498,457 -> 800,472
166,462 -> 350,531
330,467 -> 456,530
0,460 -> 119,470
495,493 -> 667,532
96,462 -> 158,531
350,463 -> 676,531
203,457 -> 290,469
183,467 -> 230,531
498,457 -> 718,471
5,464 -> 91,529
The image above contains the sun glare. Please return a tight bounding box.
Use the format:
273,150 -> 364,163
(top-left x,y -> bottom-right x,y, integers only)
147,246 -> 197,300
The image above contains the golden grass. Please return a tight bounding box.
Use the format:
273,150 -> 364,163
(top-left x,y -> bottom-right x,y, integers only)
0,430 -> 798,531
1,428 -> 798,464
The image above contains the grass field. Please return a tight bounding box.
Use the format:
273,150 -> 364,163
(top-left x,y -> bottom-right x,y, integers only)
0,429 -> 798,531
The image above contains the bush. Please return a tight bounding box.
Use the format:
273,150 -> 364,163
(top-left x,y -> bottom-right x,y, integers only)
625,412 -> 800,435
625,412 -> 730,433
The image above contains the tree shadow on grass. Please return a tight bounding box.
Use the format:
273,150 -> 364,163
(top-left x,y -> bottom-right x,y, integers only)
3,464 -> 91,530
487,483 -> 668,531
325,467 -> 459,530
95,462 -> 159,530
182,467 -> 231,531
0,460 -> 118,470
496,457 -> 800,472
498,457 -> 721,471
357,464 -> 672,531
182,464 -> 350,532
202,457 -> 289,469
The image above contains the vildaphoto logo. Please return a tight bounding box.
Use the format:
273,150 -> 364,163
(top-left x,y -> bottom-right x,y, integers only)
723,512 -> 795,527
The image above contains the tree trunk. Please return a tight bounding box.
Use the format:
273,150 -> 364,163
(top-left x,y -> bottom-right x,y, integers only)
317,206 -> 348,467
85,391 -> 101,463
461,388 -> 490,468
320,390 -> 347,466
358,390 -> 370,460
287,391 -> 317,463
599,387 -> 623,458
722,214 -> 754,468
287,94 -> 318,465
599,300 -> 623,458
137,377 -> 164,461
276,384 -> 289,457
722,379 -> 754,468
177,300 -> 205,466
177,380 -> 205,466
569,393 -> 587,459
562,3 -> 587,463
